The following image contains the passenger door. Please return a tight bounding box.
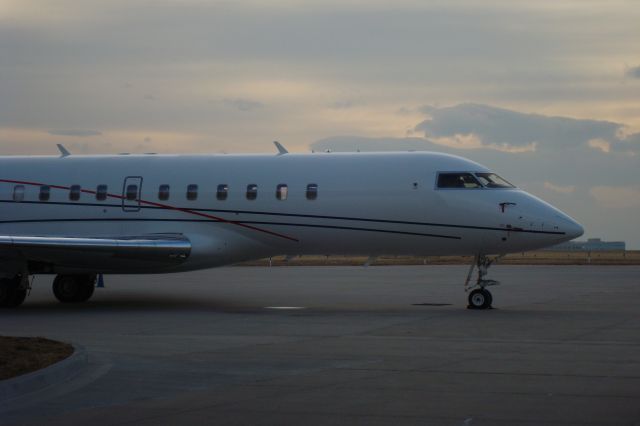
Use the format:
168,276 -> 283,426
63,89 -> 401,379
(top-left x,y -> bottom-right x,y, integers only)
122,176 -> 143,212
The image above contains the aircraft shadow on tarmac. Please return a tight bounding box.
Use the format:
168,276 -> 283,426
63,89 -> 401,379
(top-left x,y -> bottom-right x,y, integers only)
17,295 -> 249,313
15,295 -> 459,314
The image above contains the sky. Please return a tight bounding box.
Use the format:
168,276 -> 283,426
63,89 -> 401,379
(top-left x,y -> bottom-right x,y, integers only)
1,0 -> 639,247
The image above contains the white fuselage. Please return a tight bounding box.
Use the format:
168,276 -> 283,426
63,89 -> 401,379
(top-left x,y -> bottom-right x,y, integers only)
0,152 -> 583,274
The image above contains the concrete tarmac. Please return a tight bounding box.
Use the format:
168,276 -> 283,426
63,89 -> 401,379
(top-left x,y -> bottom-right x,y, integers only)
1,265 -> 639,425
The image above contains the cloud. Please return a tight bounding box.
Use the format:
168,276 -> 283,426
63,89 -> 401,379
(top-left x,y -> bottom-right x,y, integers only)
1,1 -> 639,153
312,103 -> 640,162
222,98 -> 264,112
47,129 -> 102,137
0,127 -> 208,155
623,132 -> 640,143
590,186 -> 640,208
430,133 -> 537,153
544,181 -> 575,194
312,136 -> 430,152
316,103 -> 639,157
415,103 -> 630,153
587,138 -> 610,153
626,66 -> 640,79
328,100 -> 354,109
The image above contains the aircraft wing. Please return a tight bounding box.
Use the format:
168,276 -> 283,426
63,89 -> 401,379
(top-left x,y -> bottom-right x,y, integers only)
0,234 -> 191,273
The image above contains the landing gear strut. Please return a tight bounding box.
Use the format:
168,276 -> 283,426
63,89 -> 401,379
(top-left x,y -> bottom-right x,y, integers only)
465,254 -> 501,309
53,274 -> 96,303
0,275 -> 29,308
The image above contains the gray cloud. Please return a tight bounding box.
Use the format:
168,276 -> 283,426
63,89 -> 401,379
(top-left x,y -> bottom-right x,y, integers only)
48,129 -> 102,137
222,98 -> 264,112
626,66 -> 640,79
1,1 -> 639,134
313,136 -> 430,153
416,103 -> 628,152
328,100 -> 354,109
314,104 -> 639,182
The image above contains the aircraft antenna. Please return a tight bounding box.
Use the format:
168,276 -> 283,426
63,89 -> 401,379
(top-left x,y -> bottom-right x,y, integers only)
273,141 -> 288,155
56,144 -> 71,157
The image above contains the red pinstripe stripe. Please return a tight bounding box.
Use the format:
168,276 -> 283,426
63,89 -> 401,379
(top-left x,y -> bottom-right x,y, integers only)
0,178 -> 299,242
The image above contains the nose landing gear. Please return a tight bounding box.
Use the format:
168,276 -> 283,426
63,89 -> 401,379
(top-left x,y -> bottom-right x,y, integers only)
465,254 -> 501,309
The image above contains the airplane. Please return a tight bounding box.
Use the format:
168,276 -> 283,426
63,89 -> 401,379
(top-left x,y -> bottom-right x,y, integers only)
0,143 -> 583,309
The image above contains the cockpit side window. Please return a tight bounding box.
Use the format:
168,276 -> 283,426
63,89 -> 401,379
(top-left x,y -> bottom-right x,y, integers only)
437,173 -> 482,189
474,173 -> 515,188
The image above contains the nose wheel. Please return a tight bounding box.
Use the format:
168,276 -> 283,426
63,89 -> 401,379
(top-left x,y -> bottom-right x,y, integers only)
465,254 -> 501,310
468,288 -> 493,309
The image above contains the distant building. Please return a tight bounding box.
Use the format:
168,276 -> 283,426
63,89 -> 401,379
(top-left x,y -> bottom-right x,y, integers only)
545,238 -> 626,252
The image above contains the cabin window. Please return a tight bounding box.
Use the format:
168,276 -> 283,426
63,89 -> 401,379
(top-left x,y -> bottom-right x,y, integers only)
306,183 -> 318,200
158,184 -> 170,201
217,184 -> 228,201
69,185 -> 81,201
246,184 -> 258,200
126,184 -> 138,201
436,173 -> 482,189
276,184 -> 288,200
39,185 -> 50,201
474,173 -> 515,189
187,184 -> 198,201
96,185 -> 108,201
13,185 -> 25,202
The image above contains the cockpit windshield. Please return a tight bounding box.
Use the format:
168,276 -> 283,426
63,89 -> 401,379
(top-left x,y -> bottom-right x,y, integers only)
474,173 -> 515,188
437,173 -> 482,189
436,172 -> 515,189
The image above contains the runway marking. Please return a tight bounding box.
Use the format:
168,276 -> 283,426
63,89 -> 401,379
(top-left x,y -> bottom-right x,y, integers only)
412,303 -> 452,306
264,306 -> 306,310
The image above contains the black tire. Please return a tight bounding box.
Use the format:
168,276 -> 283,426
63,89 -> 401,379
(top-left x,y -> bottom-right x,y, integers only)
484,289 -> 493,307
0,279 -> 12,306
53,275 -> 96,303
80,281 -> 95,301
0,277 -> 27,308
6,289 -> 27,307
468,288 -> 492,310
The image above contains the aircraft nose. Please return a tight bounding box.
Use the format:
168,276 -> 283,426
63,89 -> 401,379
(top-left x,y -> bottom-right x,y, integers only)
563,219 -> 584,240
